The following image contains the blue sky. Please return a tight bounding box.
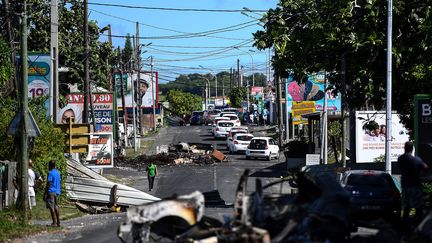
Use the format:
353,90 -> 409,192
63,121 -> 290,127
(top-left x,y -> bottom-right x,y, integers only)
89,0 -> 278,83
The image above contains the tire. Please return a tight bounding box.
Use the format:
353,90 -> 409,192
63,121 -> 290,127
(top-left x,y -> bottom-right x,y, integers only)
266,156 -> 271,161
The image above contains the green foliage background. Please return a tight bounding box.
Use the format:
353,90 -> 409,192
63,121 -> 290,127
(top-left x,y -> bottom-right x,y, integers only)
166,90 -> 202,117
229,87 -> 248,108
0,96 -> 66,182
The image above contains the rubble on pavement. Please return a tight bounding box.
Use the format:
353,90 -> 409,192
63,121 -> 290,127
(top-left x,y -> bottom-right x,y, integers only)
116,142 -> 227,169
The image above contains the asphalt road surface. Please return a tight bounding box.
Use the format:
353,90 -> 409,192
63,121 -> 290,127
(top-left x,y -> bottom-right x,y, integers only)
26,125 -> 288,242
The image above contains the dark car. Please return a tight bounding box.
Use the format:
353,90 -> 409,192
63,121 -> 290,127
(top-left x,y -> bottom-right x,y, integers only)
340,170 -> 401,224
189,111 -> 204,125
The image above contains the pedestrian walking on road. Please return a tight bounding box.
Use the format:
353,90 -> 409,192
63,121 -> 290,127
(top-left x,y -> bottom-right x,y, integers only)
398,141 -> 428,227
44,160 -> 61,227
146,162 -> 158,191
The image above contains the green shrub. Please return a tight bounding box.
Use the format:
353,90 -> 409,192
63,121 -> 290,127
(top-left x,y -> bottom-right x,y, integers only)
423,182 -> 432,210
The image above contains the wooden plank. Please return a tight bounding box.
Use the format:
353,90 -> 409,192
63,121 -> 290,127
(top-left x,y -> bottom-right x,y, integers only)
57,123 -> 91,134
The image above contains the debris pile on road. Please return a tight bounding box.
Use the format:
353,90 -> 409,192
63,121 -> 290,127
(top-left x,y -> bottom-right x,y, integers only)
116,142 -> 227,169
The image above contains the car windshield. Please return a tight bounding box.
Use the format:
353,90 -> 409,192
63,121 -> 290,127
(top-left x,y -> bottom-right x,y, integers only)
237,135 -> 253,141
231,131 -> 246,137
346,174 -> 392,188
249,139 -> 267,149
218,122 -> 234,127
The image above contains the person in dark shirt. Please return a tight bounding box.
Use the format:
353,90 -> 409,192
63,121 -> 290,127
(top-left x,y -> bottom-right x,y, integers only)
398,141 -> 428,226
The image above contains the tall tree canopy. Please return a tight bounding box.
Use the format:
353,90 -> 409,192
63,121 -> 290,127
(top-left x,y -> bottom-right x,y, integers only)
0,0 -> 118,91
254,0 -> 432,132
166,89 -> 202,117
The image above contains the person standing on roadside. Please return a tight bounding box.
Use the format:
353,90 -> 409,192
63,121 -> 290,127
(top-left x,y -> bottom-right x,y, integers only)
146,162 -> 158,192
28,159 -> 42,209
44,160 -> 61,227
398,141 -> 428,227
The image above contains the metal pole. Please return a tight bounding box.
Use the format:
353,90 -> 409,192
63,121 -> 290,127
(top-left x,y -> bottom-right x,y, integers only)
321,72 -> 328,164
385,0 -> 393,174
276,76 -> 283,146
151,56 -> 156,131
341,53 -> 347,167
19,0 -> 30,216
83,0 -> 89,123
285,78 -> 289,142
237,59 -> 240,87
120,67 -> 128,147
136,22 -> 143,135
131,71 -> 137,151
50,0 -> 59,122
215,73 -> 218,103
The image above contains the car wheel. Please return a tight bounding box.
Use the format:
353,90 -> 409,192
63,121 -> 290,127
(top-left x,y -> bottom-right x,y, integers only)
266,156 -> 271,161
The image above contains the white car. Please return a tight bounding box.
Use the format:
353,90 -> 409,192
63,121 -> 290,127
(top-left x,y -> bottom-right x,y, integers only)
227,133 -> 254,154
219,111 -> 236,117
246,137 -> 280,161
222,114 -> 241,126
214,121 -> 235,138
211,117 -> 229,135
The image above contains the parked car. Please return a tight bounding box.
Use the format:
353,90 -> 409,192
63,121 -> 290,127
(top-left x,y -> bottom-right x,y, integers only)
340,170 -> 401,224
211,117 -> 230,135
228,133 -> 254,154
204,109 -> 221,125
214,121 -> 235,138
221,114 -> 241,126
223,108 -> 239,115
190,111 -> 204,125
219,111 -> 236,117
227,127 -> 249,138
246,137 -> 280,161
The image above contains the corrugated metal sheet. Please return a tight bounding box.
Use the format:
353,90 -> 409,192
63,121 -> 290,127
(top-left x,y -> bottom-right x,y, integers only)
66,158 -> 160,206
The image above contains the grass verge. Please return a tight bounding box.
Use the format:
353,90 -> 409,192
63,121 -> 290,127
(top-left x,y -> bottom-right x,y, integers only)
125,140 -> 154,158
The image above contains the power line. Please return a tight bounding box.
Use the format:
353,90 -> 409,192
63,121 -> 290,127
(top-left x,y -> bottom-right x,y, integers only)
88,2 -> 268,13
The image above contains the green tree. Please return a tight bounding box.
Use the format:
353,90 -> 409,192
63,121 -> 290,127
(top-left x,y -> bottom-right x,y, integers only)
122,34 -> 133,68
166,90 -> 202,117
254,0 -> 432,133
0,37 -> 13,88
229,87 -> 247,108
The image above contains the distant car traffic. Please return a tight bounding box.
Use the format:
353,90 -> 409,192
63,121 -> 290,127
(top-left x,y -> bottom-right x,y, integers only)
246,137 -> 280,161
204,109 -> 221,125
340,170 -> 401,224
214,121 -> 235,138
190,111 -> 204,125
221,114 -> 241,126
211,117 -> 230,135
228,133 -> 254,154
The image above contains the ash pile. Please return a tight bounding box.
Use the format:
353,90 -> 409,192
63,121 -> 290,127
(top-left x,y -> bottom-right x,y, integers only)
115,142 -> 227,170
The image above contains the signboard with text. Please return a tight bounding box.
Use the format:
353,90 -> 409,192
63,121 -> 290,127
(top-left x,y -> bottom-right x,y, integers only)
292,101 -> 315,125
58,93 -> 113,133
85,133 -> 114,168
355,111 -> 409,163
414,95 -> 432,169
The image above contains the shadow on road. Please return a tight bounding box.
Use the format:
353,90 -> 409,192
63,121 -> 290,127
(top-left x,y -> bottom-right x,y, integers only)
249,161 -> 287,178
203,190 -> 233,208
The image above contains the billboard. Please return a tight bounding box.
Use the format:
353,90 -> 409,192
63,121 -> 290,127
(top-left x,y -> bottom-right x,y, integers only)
115,71 -> 158,109
355,111 -> 410,163
251,86 -> 263,96
58,93 -> 114,133
287,72 -> 341,112
414,95 -> 432,168
19,54 -> 51,115
292,101 -> 316,125
85,133 -> 114,168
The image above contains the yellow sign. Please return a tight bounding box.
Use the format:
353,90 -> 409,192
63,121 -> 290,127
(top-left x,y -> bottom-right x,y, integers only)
292,101 -> 315,110
56,119 -> 91,153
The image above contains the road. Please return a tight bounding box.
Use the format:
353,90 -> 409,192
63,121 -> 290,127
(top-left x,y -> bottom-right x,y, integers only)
26,125 -> 288,242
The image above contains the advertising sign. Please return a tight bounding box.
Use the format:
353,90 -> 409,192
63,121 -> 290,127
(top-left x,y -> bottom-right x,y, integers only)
251,86 -> 263,96
115,71 -> 158,109
292,101 -> 315,125
287,72 -> 341,112
20,54 -> 51,115
414,95 -> 432,168
58,93 -> 114,133
85,133 -> 114,168
355,111 -> 410,163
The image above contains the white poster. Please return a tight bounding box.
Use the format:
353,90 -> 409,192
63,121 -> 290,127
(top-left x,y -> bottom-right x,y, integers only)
85,133 -> 114,168
355,111 -> 410,163
115,71 -> 158,108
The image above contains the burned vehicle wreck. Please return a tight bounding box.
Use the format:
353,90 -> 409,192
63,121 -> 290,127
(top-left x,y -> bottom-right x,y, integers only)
118,168 -> 354,242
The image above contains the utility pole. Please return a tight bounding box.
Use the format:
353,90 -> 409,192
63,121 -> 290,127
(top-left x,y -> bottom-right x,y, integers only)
136,22 -> 143,135
341,53 -> 347,167
150,56 -> 156,131
321,72 -> 328,164
120,66 -> 128,147
276,76 -> 283,146
230,68 -> 233,92
285,78 -> 289,142
132,34 -> 137,151
83,0 -> 89,124
237,59 -> 240,87
19,0 -> 30,218
385,0 -> 393,174
50,0 -> 59,123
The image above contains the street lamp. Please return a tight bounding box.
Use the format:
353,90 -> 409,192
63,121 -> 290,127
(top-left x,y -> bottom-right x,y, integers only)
234,47 -> 255,87
199,65 -> 220,106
